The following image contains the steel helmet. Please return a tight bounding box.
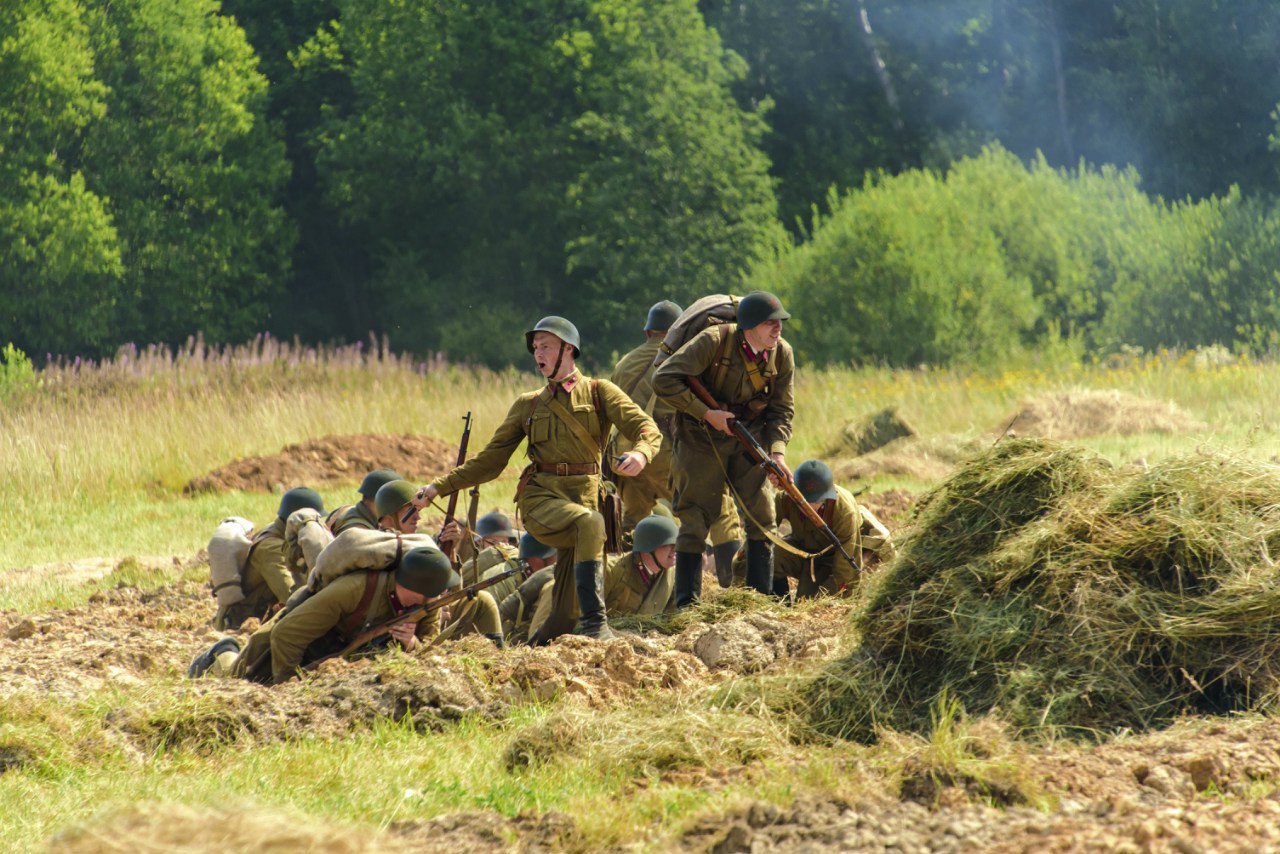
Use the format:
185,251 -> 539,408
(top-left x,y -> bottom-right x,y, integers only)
631,515 -> 679,554
736,291 -> 790,331
794,460 -> 838,503
525,316 -> 581,357
518,532 -> 556,561
645,300 -> 683,332
396,547 -> 460,597
278,487 -> 324,520
358,468 -> 403,499
475,511 -> 517,540
374,480 -> 419,519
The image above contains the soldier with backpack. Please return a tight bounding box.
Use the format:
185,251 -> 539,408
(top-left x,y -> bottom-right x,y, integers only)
327,468 -> 404,534
652,291 -> 795,605
214,486 -> 325,630
412,316 -> 661,643
609,300 -> 744,585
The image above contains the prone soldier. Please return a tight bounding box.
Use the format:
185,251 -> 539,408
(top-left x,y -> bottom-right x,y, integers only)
653,291 -> 795,605
413,317 -> 661,643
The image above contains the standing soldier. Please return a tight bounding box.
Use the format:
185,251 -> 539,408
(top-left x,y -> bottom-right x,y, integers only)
774,460 -> 864,599
328,468 -> 404,534
653,291 -> 795,604
413,317 -> 661,642
216,486 -> 325,630
610,300 -> 743,584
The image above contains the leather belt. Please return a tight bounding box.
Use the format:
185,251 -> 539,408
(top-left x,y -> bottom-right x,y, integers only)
532,461 -> 600,476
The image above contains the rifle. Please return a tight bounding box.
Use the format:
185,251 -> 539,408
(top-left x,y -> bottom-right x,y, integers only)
301,566 -> 518,672
600,440 -> 624,553
685,375 -> 860,573
407,411 -> 472,541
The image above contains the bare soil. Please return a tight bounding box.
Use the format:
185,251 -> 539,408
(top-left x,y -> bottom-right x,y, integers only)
182,433 -> 460,494
11,559 -> 1280,853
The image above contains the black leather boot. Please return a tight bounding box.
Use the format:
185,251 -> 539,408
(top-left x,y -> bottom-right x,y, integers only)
771,573 -> 792,602
745,539 -> 774,595
711,539 -> 741,589
574,560 -> 616,639
674,550 -> 704,608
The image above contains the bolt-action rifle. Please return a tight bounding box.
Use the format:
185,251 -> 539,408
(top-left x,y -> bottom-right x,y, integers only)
302,565 -> 518,672
405,412 -> 472,541
685,375 -> 859,573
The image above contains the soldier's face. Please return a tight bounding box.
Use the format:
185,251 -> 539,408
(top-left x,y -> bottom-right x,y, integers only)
750,319 -> 783,349
388,505 -> 418,534
531,332 -> 567,377
653,544 -> 677,569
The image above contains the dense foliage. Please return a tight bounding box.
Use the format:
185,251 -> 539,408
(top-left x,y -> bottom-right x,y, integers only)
7,0 -> 1280,367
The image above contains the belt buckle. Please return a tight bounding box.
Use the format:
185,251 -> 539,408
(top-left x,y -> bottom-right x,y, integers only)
555,462 -> 569,476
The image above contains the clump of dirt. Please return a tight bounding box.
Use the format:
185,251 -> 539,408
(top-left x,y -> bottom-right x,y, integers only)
182,434 -> 459,495
1001,388 -> 1205,440
823,408 -> 917,458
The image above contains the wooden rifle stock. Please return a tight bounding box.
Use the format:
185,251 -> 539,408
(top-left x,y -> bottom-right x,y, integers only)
684,375 -> 860,573
302,566 -> 518,672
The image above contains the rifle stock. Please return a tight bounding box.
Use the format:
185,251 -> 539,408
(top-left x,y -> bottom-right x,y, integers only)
302,566 -> 517,672
423,411 -> 473,549
684,375 -> 859,573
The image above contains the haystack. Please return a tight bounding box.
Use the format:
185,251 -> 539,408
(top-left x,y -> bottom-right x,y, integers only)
823,408 -> 917,458
832,434 -> 984,483
1001,388 -> 1204,440
808,438 -> 1280,741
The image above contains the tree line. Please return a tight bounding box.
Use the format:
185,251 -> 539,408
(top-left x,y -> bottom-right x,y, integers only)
5,0 -> 1280,369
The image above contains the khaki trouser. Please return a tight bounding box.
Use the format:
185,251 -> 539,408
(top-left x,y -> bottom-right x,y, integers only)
620,440 -> 743,546
520,473 -> 604,641
670,418 -> 774,554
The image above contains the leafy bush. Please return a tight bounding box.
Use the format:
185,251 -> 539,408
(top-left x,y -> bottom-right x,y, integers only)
0,343 -> 37,399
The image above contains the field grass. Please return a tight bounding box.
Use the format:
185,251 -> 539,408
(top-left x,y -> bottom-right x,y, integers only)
5,340 -> 1280,850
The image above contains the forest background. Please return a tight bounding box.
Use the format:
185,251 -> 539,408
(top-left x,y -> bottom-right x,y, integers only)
5,0 -> 1280,373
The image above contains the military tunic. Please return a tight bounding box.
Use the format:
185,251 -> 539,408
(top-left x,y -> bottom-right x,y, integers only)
330,501 -> 379,535
215,517 -> 296,630
774,485 -> 862,598
429,370 -> 661,641
610,338 -> 743,545
461,542 -> 518,588
653,325 -> 795,553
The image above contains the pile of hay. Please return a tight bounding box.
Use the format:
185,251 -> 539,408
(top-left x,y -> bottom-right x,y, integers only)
1002,388 -> 1204,439
808,438 -> 1280,741
823,408 -> 917,458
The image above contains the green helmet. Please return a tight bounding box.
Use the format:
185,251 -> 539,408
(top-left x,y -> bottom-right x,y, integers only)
476,511 -> 517,540
518,532 -> 555,561
645,300 -> 683,332
358,468 -> 403,499
631,515 -> 679,554
794,460 -> 838,503
278,487 -> 324,520
396,547 -> 460,597
374,479 -> 419,519
525,316 -> 581,357
736,291 -> 790,331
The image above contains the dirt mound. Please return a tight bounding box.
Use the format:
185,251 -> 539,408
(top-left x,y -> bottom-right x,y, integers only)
833,435 -> 984,483
823,408 -> 917,458
856,489 -> 916,529
183,434 -> 459,495
1001,388 -> 1205,440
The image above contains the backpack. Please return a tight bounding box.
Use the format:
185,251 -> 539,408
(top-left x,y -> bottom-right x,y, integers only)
284,507 -> 335,576
652,293 -> 740,370
208,517 -> 255,608
305,527 -> 439,594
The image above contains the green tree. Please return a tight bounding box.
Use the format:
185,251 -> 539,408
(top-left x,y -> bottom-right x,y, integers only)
304,0 -> 782,366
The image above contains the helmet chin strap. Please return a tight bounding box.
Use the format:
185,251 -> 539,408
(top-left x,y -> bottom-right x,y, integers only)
549,341 -> 567,382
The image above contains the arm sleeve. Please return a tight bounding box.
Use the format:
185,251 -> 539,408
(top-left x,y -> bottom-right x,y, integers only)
430,396 -> 531,496
652,331 -> 720,422
599,380 -> 661,462
253,539 -> 295,603
269,576 -> 362,679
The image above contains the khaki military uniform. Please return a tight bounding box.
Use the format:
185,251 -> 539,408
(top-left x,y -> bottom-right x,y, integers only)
498,567 -> 555,643
215,518 -> 297,630
225,570 -> 500,682
527,551 -> 673,634
610,337 -> 743,545
653,325 -> 795,553
429,370 -> 661,641
460,542 -> 518,588
774,485 -> 862,598
329,501 -> 378,535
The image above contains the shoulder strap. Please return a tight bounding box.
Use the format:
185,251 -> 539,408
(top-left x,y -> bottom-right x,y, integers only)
707,323 -> 737,392
338,571 -> 383,640
544,389 -> 603,456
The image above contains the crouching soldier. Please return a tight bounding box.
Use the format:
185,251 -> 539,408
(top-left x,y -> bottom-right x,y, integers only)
525,514 -> 679,636
216,486 -> 325,630
413,317 -> 661,643
328,468 -> 404,534
772,460 -> 877,599
451,511 -> 519,586
189,546 -> 503,683
497,534 -> 558,644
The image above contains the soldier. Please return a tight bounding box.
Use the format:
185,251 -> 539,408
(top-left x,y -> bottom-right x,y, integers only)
653,291 -> 795,604
374,480 -> 423,534
328,468 -> 403,534
525,514 -> 679,635
495,534 -> 558,643
485,532 -> 555,614
216,486 -> 325,630
455,511 -> 519,586
413,316 -> 661,643
774,460 -> 863,599
610,300 -> 743,585
190,547 -> 493,683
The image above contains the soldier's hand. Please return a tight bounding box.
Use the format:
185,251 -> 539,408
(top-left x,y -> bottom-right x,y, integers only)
768,453 -> 792,488
614,451 -> 647,477
704,409 -> 736,436
389,622 -> 418,651
413,484 -> 438,508
439,519 -> 464,546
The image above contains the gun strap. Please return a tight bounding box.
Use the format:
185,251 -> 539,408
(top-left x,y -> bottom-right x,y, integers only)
543,385 -> 604,458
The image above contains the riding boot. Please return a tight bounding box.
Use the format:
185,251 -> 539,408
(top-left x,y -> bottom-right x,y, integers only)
574,560 -> 616,640
745,539 -> 774,595
711,539 -> 741,589
674,551 -> 704,608
771,573 -> 792,603
484,633 -> 506,649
